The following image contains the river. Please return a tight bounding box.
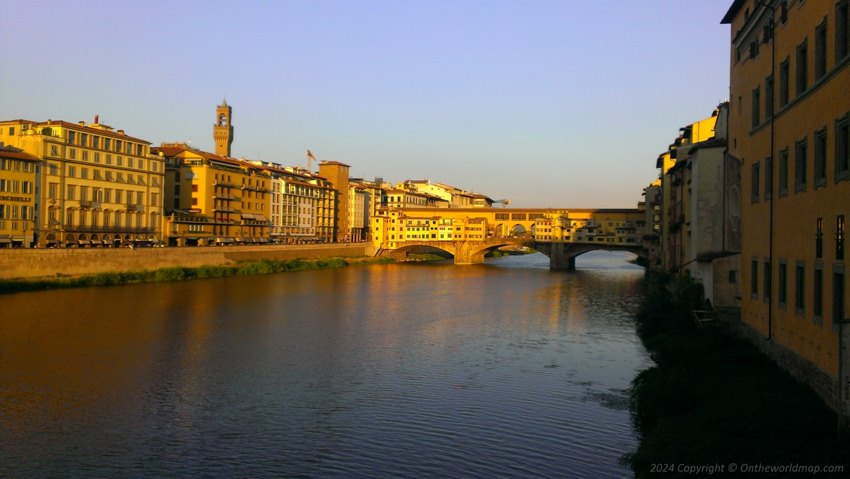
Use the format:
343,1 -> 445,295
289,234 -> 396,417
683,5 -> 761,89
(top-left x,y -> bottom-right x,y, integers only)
0,251 -> 649,478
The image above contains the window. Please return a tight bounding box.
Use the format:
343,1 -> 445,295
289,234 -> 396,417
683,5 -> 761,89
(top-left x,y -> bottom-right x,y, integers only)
750,40 -> 759,59
48,182 -> 58,199
68,131 -> 76,144
765,156 -> 773,199
104,138 -> 111,151
814,265 -> 824,322
80,186 -> 88,202
816,21 -> 828,80
752,86 -> 761,128
729,270 -> 738,283
80,133 -> 88,147
752,259 -> 759,297
751,162 -> 760,202
796,262 -> 806,315
839,0 -> 850,61
780,1 -> 788,24
765,75 -> 774,119
815,129 -> 827,188
795,138 -> 807,192
780,58 -> 790,107
92,136 -> 100,149
817,218 -> 824,259
779,261 -> 788,308
67,185 -> 76,200
835,268 -> 846,324
81,168 -> 88,180
68,166 -> 76,178
796,40 -> 808,95
839,215 -> 846,261
837,115 -> 850,181
764,260 -> 772,301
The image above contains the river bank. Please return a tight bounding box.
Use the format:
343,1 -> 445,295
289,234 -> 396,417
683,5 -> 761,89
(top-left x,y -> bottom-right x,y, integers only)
0,255 -> 395,295
625,274 -> 850,477
0,243 -> 373,280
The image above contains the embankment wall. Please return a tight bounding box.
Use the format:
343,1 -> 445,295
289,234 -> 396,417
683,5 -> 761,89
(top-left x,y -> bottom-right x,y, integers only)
0,244 -> 373,279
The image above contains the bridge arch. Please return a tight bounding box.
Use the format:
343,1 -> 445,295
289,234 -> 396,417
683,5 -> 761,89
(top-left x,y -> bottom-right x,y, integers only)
511,224 -> 527,237
379,238 -> 533,265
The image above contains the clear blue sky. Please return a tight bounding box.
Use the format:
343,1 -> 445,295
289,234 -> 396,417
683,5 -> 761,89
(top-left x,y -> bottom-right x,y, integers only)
0,0 -> 731,208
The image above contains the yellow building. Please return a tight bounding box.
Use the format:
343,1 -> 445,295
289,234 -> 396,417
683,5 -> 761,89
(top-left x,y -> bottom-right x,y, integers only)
0,118 -> 164,247
0,146 -> 39,247
723,0 -> 850,416
372,207 -> 644,251
157,143 -> 270,246
318,161 -> 350,242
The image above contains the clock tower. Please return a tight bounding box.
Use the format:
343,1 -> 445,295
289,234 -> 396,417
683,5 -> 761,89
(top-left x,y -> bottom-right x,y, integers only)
213,100 -> 233,157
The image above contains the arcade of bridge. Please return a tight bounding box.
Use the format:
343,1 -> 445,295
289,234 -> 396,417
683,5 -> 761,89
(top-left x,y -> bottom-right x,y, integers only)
371,207 -> 647,270
372,207 -> 644,249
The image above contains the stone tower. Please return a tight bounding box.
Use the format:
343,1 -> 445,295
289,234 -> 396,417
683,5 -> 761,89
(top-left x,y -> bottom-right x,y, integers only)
213,100 -> 233,157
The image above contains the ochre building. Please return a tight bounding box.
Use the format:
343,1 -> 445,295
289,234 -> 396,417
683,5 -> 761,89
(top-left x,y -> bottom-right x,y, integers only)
0,146 -> 40,247
0,118 -> 164,247
723,0 -> 850,415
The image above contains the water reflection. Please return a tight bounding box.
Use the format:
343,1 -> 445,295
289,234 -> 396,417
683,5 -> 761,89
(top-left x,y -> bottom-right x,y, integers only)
1,251 -> 648,478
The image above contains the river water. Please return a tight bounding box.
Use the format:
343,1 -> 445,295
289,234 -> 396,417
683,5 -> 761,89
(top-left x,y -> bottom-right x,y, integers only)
0,251 -> 649,478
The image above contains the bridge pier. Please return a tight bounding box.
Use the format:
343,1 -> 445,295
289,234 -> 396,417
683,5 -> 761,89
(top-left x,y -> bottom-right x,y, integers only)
545,243 -> 576,271
454,241 -> 486,265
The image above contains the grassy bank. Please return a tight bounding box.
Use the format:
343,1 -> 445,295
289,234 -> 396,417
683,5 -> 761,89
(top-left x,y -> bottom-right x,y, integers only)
625,274 -> 850,477
0,256 -> 395,295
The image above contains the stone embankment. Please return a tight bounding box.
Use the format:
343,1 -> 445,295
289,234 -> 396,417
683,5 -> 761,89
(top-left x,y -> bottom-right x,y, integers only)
0,244 -> 376,280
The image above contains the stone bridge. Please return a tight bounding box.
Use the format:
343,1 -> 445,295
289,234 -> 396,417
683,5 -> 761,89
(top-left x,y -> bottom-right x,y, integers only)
379,238 -> 534,265
379,238 -> 646,270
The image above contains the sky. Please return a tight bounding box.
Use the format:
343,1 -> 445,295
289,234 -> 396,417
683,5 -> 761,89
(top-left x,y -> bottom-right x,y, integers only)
0,0 -> 732,208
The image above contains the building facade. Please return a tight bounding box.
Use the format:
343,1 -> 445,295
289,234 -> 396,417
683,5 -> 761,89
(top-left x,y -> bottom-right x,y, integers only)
266,165 -> 337,243
158,144 -> 270,246
723,0 -> 850,416
0,118 -> 164,247
318,161 -> 350,242
0,146 -> 39,247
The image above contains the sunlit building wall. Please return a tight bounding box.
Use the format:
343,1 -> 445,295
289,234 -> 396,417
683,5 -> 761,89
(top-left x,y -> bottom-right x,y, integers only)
0,118 -> 164,247
0,146 -> 39,247
723,0 -> 850,414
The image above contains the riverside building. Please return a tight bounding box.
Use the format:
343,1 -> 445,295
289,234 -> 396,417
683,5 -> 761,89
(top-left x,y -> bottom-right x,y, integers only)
157,143 -> 271,246
722,0 -> 850,417
0,117 -> 164,247
0,146 -> 39,247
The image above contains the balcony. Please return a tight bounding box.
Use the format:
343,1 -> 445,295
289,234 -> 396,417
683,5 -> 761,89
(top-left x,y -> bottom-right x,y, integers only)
127,203 -> 144,212
79,200 -> 103,209
67,226 -> 155,234
213,193 -> 241,201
